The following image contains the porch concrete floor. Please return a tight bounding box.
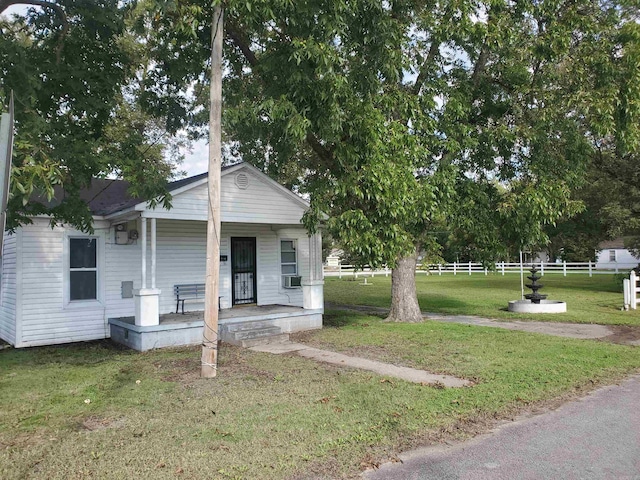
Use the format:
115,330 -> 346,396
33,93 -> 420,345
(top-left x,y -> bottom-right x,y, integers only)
109,304 -> 322,351
115,305 -> 308,327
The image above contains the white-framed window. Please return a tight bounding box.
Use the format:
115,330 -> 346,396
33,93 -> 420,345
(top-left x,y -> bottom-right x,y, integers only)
609,249 -> 616,262
69,237 -> 98,301
280,239 -> 299,288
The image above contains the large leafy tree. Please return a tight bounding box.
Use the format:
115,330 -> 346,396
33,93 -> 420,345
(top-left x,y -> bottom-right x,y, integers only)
144,0 -> 639,322
569,161 -> 640,262
601,152 -> 640,258
544,161 -> 639,262
0,0 -> 182,232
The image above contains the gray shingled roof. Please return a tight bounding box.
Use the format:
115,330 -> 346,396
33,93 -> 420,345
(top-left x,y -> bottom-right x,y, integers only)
599,238 -> 626,250
36,165 -> 235,216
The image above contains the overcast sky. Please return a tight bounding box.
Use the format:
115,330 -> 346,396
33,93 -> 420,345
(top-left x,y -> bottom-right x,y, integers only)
182,140 -> 209,177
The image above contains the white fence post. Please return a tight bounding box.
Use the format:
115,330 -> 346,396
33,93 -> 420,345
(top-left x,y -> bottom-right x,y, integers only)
540,261 -> 544,276
339,263 -> 342,279
563,260 -> 567,277
469,261 -> 472,275
588,261 -> 592,277
438,264 -> 442,276
484,267 -> 488,275
453,262 -> 457,275
624,279 -> 631,309
501,261 -> 505,275
631,271 -> 637,310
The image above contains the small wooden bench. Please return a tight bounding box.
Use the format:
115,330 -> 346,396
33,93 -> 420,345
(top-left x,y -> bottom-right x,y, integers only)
174,284 -> 206,314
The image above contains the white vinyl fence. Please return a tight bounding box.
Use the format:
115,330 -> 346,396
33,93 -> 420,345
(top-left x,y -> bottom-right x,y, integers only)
324,260 -> 640,279
625,271 -> 639,310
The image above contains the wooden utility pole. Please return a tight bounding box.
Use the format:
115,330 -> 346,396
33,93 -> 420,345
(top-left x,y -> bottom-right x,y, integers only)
201,4 -> 223,378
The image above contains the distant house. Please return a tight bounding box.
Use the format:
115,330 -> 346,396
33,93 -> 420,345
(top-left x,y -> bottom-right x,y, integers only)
596,238 -> 638,270
0,162 -> 324,350
324,249 -> 343,268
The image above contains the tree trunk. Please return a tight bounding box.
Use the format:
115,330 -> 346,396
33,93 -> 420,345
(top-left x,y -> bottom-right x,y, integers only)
386,250 -> 423,323
201,5 -> 223,378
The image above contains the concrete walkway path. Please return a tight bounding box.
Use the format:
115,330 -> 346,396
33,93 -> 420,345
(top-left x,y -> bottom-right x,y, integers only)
427,313 -> 613,340
363,374 -> 640,479
325,302 -> 615,340
250,342 -> 471,388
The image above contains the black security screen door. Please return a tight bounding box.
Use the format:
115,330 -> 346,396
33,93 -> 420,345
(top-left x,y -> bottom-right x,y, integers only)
231,237 -> 257,305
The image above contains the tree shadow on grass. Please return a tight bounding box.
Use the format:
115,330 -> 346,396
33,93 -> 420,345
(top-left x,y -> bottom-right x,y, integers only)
417,295 -> 473,312
323,310 -> 385,328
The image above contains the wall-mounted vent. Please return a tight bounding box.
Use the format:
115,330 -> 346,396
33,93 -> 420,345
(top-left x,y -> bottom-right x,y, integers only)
235,172 -> 249,190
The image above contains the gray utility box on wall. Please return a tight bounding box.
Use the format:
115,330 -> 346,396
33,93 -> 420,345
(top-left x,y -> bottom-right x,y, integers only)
115,223 -> 128,244
121,281 -> 134,299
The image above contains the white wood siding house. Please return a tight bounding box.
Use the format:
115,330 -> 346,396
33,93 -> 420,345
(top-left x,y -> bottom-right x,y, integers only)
0,163 -> 324,349
596,238 -> 638,271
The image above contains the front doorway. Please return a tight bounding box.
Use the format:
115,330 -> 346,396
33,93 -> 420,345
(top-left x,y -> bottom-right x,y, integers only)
231,237 -> 257,305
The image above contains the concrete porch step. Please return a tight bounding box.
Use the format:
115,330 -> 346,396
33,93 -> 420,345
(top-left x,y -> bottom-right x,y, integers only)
224,320 -> 278,332
232,326 -> 282,341
221,320 -> 289,347
234,333 -> 290,348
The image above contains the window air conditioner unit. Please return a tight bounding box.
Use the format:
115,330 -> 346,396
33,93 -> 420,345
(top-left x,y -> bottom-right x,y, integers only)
284,276 -> 302,288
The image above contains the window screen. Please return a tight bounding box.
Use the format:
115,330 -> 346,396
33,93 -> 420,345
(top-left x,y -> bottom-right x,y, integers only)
70,238 -> 97,301
281,240 -> 298,284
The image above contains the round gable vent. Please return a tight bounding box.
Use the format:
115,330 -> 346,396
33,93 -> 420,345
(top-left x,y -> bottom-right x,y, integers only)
235,172 -> 249,189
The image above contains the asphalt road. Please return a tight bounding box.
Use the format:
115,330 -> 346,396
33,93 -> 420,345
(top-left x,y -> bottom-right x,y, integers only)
364,375 -> 640,480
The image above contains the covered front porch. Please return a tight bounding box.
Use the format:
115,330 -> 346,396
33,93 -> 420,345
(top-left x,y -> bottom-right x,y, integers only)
109,304 -> 323,351
122,215 -> 325,327
103,163 -> 325,351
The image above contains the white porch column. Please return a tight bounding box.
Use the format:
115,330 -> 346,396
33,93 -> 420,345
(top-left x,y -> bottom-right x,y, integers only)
303,232 -> 324,311
141,217 -> 147,289
134,215 -> 161,327
151,217 -> 157,289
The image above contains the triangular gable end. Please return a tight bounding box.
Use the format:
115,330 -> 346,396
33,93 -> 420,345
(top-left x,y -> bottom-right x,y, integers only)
130,164 -> 309,225
224,163 -> 309,210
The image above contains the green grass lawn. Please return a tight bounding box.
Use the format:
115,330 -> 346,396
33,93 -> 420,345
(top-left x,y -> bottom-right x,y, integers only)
325,273 -> 640,325
2,314 -> 640,479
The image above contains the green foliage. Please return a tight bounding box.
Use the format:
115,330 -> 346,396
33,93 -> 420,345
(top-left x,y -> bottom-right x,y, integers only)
544,144 -> 640,261
540,17 -> 640,261
143,0 -> 639,270
0,0 -> 183,231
